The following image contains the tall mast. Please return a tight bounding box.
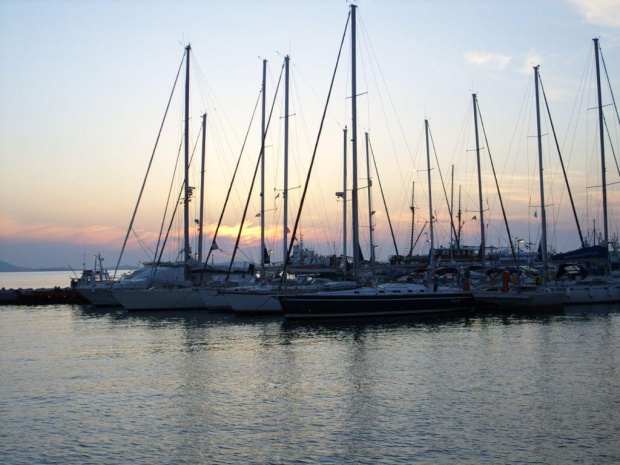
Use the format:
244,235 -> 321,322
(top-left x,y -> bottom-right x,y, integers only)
594,38 -> 609,244
365,132 -> 375,266
350,3 -> 360,281
450,164 -> 454,261
342,127 -> 348,272
409,182 -> 415,256
458,186 -> 462,246
183,44 -> 191,269
260,59 -> 267,282
425,119 -> 434,267
198,112 -> 207,262
283,55 -> 290,268
535,66 -> 549,278
473,93 -> 485,263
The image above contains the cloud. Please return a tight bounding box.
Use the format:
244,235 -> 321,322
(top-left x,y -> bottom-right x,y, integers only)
566,0 -> 620,27
520,52 -> 542,74
544,87 -> 574,102
464,52 -> 512,70
0,218 -> 131,246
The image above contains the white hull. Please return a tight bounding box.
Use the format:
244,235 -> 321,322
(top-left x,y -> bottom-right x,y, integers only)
76,284 -> 119,306
219,279 -> 359,316
556,279 -> 620,305
112,287 -> 206,310
474,287 -> 565,311
221,289 -> 282,315
196,287 -> 233,310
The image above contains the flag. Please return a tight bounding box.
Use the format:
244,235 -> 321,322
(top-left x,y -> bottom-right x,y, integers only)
210,240 -> 219,251
472,215 -> 477,220
534,210 -> 538,218
264,247 -> 271,264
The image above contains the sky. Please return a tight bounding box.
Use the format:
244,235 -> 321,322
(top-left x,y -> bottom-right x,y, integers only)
1,0 -> 620,270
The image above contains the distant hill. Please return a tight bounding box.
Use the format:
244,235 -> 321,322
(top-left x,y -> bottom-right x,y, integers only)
0,260 -> 137,272
0,260 -> 33,272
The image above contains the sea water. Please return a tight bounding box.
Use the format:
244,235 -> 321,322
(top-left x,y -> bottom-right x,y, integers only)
0,271 -> 618,464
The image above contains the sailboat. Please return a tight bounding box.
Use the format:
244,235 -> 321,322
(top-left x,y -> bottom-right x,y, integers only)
216,56 -> 355,315
548,38 -> 620,305
279,5 -> 475,320
214,56 -> 291,315
473,67 -> 564,312
111,45 -> 208,311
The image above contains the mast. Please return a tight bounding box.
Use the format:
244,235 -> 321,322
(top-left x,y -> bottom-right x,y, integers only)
425,119 -> 434,267
350,3 -> 360,281
534,66 -> 549,279
594,38 -> 609,244
365,132 -> 375,266
409,182 -> 415,257
198,112 -> 207,262
473,93 -> 485,263
343,127 -> 348,272
458,186 -> 462,246
183,45 -> 191,271
450,164 -> 454,261
260,59 -> 267,282
283,55 -> 290,268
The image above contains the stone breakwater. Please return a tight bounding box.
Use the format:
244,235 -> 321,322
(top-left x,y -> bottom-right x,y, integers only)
0,287 -> 88,305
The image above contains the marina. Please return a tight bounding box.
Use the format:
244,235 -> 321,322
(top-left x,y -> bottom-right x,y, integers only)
0,270 -> 618,464
2,1 -> 620,463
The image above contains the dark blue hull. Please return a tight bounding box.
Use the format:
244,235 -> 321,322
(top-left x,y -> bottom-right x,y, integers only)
279,292 -> 475,320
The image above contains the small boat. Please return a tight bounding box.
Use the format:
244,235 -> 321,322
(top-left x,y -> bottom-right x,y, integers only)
72,254 -> 119,306
279,282 -> 475,320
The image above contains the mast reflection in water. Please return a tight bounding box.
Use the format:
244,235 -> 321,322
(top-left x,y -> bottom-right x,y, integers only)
1,304 -> 618,464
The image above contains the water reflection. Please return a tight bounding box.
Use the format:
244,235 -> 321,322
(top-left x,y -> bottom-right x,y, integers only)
2,302 -> 619,463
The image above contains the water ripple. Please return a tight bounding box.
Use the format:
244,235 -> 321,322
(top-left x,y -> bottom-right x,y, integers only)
0,306 -> 618,463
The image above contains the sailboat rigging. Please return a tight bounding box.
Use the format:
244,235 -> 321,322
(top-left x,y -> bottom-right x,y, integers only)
279,4 -> 475,320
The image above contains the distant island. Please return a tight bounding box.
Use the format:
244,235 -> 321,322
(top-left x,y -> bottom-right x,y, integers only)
0,260 -> 137,273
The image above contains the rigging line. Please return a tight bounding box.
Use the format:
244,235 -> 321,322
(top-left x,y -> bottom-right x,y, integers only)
358,11 -> 412,184
192,55 -> 243,145
153,128 -> 203,276
604,115 -> 620,177
600,47 -> 620,128
112,49 -> 185,280
539,74 -> 585,247
428,124 -> 460,250
152,137 -> 184,275
290,61 -> 343,129
504,72 -> 533,203
587,180 -> 620,189
476,99 -> 518,262
290,69 -> 336,253
226,61 -> 285,279
411,221 -> 428,252
281,11 -> 351,283
565,47 -> 593,168
204,89 -> 262,266
131,228 -> 155,257
155,123 -> 203,267
369,137 -> 399,256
